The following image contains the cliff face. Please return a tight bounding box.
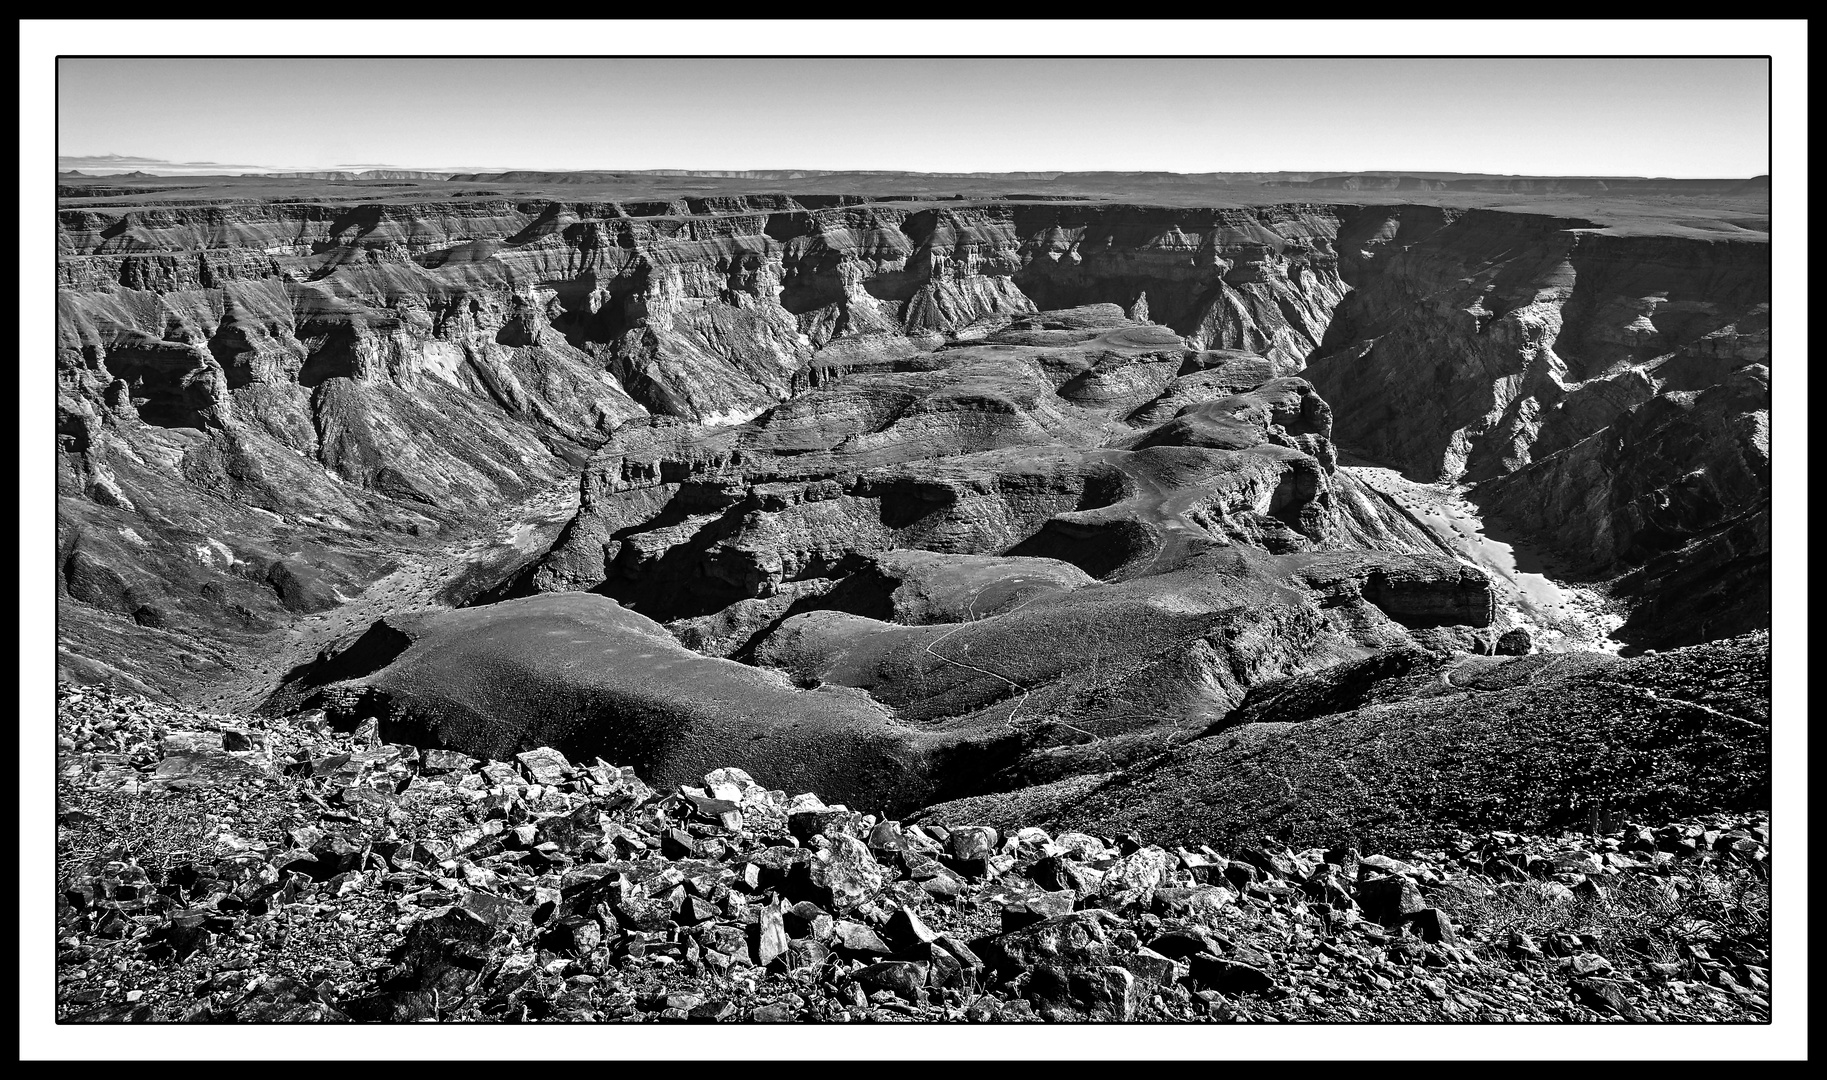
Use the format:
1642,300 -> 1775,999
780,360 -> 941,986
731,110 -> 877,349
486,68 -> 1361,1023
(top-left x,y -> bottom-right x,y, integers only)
56,199 -> 1365,415
1303,209 -> 1770,483
1477,365 -> 1771,647
56,194 -> 1770,700
1290,209 -> 1770,644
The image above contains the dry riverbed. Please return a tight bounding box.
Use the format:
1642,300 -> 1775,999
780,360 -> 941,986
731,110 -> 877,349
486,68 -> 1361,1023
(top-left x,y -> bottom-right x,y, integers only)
1336,452 -> 1627,654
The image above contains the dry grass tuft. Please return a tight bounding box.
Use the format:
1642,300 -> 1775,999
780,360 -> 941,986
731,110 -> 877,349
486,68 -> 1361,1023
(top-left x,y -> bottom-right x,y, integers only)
1434,862 -> 1771,967
56,786 -> 221,889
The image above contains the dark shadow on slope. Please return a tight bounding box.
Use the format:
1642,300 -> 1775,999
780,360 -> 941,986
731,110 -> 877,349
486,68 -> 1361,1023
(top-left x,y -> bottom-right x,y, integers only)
261,617 -> 416,716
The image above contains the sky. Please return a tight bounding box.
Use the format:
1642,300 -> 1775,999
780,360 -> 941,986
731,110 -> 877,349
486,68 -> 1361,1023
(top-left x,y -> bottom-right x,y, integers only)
57,57 -> 1771,178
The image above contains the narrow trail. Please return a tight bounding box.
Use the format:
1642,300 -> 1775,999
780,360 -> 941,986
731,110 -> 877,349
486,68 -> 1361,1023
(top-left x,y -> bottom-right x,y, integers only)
914,588 -> 1119,753
1441,653 -> 1569,691
917,592 -> 1035,733
195,479 -> 581,717
1623,686 -> 1770,734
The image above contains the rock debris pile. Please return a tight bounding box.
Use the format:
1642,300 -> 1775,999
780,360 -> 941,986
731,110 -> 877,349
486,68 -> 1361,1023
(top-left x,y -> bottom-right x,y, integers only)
56,686 -> 1770,1024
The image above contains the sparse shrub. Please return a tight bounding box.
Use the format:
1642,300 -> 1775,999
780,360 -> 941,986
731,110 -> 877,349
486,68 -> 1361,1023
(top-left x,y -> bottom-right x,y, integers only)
56,787 -> 220,890
1434,860 -> 1771,969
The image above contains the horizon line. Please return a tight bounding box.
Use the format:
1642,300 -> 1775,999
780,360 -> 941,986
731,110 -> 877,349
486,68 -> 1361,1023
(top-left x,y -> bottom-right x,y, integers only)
57,164 -> 1774,182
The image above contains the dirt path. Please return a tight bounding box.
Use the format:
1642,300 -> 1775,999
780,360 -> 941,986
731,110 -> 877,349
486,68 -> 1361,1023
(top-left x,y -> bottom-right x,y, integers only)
1336,452 -> 1627,653
195,479 -> 581,716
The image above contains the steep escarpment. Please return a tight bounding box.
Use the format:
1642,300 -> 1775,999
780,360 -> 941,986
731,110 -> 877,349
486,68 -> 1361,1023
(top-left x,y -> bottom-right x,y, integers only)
1476,365 -> 1770,649
56,251 -> 647,696
1295,211 -> 1769,649
57,199 -> 1365,419
1304,210 -> 1769,484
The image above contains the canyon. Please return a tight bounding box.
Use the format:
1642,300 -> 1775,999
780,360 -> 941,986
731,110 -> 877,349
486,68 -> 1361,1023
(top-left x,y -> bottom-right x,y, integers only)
54,172 -> 1771,821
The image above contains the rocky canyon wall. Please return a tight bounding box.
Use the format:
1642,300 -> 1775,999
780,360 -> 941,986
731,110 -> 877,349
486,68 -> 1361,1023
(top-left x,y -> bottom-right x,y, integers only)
56,194 -> 1770,697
